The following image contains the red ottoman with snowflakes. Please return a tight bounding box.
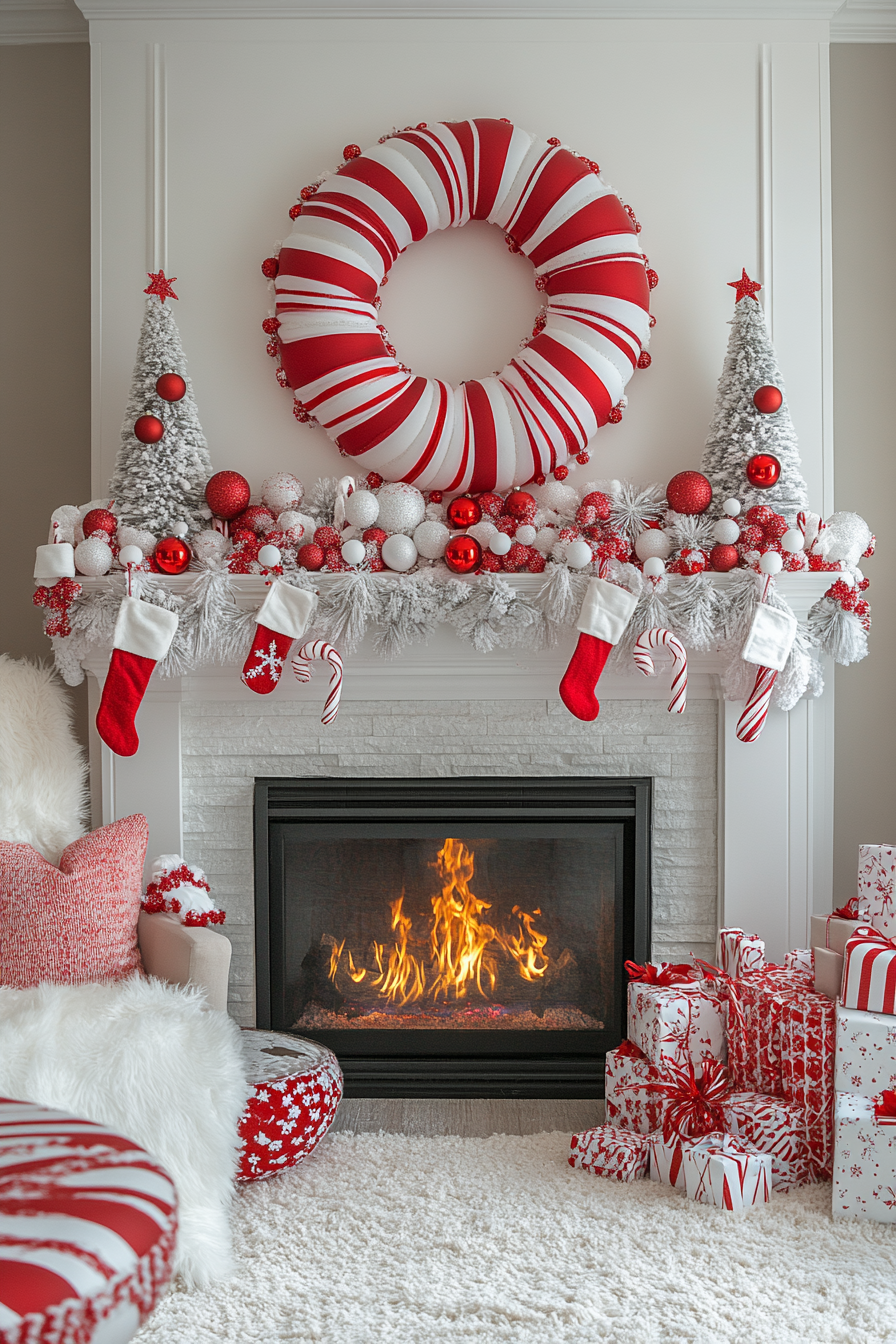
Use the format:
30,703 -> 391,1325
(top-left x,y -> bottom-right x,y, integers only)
0,1097 -> 177,1344
237,1031 -> 343,1181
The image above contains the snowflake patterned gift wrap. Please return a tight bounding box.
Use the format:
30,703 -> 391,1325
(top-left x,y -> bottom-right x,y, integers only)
627,980 -> 726,1069
835,1004 -> 896,1096
568,1126 -> 650,1181
237,1030 -> 343,1181
832,1093 -> 896,1224
718,928 -> 765,978
720,1091 -> 813,1191
682,1132 -> 772,1211
857,844 -> 896,939
605,1041 -> 665,1135
842,927 -> 896,1015
778,990 -> 836,1178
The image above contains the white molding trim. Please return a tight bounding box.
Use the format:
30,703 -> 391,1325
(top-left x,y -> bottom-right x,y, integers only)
0,0 -> 87,43
759,42 -> 773,339
147,43 -> 167,274
831,0 -> 896,40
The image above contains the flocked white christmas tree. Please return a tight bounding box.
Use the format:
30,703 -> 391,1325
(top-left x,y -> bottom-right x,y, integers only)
701,271 -> 809,522
108,271 -> 213,536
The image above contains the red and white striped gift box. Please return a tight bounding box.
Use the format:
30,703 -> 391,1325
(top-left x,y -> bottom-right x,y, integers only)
842,927 -> 896,1015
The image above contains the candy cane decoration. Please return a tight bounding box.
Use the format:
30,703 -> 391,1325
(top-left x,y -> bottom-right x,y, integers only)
292,640 -> 343,724
736,665 -> 777,743
633,627 -> 688,714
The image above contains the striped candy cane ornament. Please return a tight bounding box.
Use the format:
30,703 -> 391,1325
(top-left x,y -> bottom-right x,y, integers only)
633,628 -> 688,714
292,640 -> 344,724
736,665 -> 778,743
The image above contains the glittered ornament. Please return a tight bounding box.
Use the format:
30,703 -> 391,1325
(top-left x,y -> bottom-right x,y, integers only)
515,524 -> 537,546
446,496 -> 482,529
155,373 -> 187,402
344,490 -> 380,529
709,543 -> 739,572
205,470 -> 251,520
117,525 -> 156,554
413,519 -> 450,560
533,481 -> 579,515
154,536 -> 191,574
477,493 -> 505,518
444,534 -> 483,575
666,471 -> 712,515
745,454 -> 781,489
191,530 -> 230,564
82,508 -> 117,539
297,543 -> 325,571
277,510 -> 308,541
634,529 -> 672,562
262,471 -> 304,514
753,385 -> 783,414
505,490 -> 536,521
381,532 -> 419,572
314,525 -> 340,549
375,482 -> 426,534
73,536 -> 113,576
232,505 -> 276,535
134,414 -> 164,444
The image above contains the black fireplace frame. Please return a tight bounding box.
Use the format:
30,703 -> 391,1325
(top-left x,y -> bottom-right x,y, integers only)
254,776 -> 651,1098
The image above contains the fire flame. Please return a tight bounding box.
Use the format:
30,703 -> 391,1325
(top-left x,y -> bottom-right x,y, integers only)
327,839 -> 549,1006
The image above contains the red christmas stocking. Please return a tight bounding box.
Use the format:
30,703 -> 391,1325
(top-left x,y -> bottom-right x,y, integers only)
560,577 -> 638,722
96,596 -> 179,757
242,580 -> 316,694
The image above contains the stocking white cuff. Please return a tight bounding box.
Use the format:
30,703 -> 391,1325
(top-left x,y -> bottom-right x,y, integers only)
576,577 -> 639,646
741,603 -> 797,671
256,580 -> 316,641
34,543 -> 75,581
113,595 -> 179,661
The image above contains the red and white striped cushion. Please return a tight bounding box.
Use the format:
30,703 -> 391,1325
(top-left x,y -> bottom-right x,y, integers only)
237,1031 -> 343,1181
0,816 -> 147,988
277,118 -> 651,493
0,1097 -> 177,1344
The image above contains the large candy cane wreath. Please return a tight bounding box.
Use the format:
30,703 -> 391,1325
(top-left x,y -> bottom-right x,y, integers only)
268,118 -> 656,494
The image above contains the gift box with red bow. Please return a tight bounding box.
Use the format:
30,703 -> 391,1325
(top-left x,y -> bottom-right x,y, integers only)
785,949 -> 814,975
605,1041 -> 665,1135
626,963 -> 726,1069
835,1004 -> 896,1096
857,844 -> 896,940
719,928 -> 765,978
811,900 -> 863,956
682,1132 -> 772,1211
568,1125 -> 649,1181
720,1091 -> 813,1191
833,1091 -> 896,1224
842,926 -> 896,1015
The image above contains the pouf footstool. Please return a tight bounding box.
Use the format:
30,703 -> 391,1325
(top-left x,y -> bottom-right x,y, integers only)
0,1097 -> 177,1344
237,1031 -> 343,1181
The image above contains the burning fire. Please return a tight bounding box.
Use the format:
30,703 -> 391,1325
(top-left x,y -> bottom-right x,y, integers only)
328,838 -> 549,1005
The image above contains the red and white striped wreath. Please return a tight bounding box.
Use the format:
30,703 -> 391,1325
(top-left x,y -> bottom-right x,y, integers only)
263,118 -> 656,494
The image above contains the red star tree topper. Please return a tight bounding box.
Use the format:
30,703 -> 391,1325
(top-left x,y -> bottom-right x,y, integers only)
144,269 -> 179,303
727,268 -> 762,304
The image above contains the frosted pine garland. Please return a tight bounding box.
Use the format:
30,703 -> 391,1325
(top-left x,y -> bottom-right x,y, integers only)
108,296 -> 213,536
700,297 -> 809,521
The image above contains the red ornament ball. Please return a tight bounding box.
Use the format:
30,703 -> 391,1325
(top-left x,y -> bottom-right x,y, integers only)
343,144 -> 361,160
155,373 -> 186,402
364,472 -> 384,490
477,492 -> 505,519
313,525 -> 340,549
505,490 -> 537,521
82,508 -> 117,538
446,496 -> 482,529
637,351 -> 652,370
666,470 -> 713,515
444,534 -> 483,575
746,454 -> 781,489
753,385 -> 783,415
261,257 -> 279,280
134,414 -> 164,444
296,543 -> 325,571
154,536 -> 191,575
205,470 -> 251,521
607,404 -> 624,425
232,505 -> 276,535
709,543 -> 739,572
553,465 -> 569,481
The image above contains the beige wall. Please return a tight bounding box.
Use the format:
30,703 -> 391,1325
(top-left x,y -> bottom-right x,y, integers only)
831,45 -> 896,898
1,40 -> 894,893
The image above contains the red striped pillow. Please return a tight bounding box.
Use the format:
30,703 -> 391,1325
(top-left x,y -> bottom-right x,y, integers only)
0,814 -> 147,987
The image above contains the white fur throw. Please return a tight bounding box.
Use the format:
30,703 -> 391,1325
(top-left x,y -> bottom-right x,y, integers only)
0,654 -> 88,863
0,976 -> 252,1286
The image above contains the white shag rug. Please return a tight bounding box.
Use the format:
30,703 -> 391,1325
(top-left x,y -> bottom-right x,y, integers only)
134,1129 -> 896,1344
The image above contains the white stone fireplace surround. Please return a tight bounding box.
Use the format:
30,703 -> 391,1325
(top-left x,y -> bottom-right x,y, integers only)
86,573 -> 834,1027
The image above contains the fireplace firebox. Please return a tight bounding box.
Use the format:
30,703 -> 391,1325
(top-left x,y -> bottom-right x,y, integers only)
254,777 -> 651,1097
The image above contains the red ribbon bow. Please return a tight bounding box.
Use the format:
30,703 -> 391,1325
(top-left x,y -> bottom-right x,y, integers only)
849,926 -> 896,952
624,961 -> 696,986
621,1057 -> 730,1143
831,897 -> 860,921
875,1091 -> 896,1124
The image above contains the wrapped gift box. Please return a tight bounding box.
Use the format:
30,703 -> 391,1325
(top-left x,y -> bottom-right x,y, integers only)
719,927 -> 765,978
720,1091 -> 812,1191
835,1004 -> 896,1096
569,1125 -> 649,1180
779,991 -> 836,1179
784,949 -> 813,975
605,1042 -> 665,1135
833,1093 -> 896,1224
647,1131 -> 687,1189
682,1132 -> 772,1211
842,928 -> 896,1015
858,844 -> 896,940
726,966 -> 807,1096
813,947 -> 843,1001
627,980 -> 726,1069
811,912 -> 863,956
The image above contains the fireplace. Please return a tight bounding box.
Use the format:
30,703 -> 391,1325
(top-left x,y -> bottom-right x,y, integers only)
254,777 -> 651,1097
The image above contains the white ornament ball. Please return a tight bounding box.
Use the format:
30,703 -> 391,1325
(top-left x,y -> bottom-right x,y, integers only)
375,482 -> 426,534
344,489 -> 380,529
467,520 -> 498,547
533,526 -> 559,554
488,532 -> 512,556
759,551 -> 783,575
117,526 -> 157,554
781,529 -> 804,554
565,540 -> 593,569
262,472 -> 304,514
642,556 -> 666,578
818,510 -> 872,568
381,532 -> 418,572
340,538 -> 366,566
171,520 -> 189,539
412,519 -> 450,560
723,499 -> 742,517
516,524 -> 537,546
712,518 -> 741,545
258,544 -> 282,568
634,529 -> 673,561
74,536 -> 113,576
533,481 -> 579,516
191,529 -> 230,563
277,510 -> 306,541
118,545 -> 144,567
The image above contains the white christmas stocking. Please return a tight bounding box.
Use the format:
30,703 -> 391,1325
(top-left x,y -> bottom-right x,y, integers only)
560,577 -> 638,722
96,596 -> 179,757
736,602 -> 798,743
242,580 -> 316,694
